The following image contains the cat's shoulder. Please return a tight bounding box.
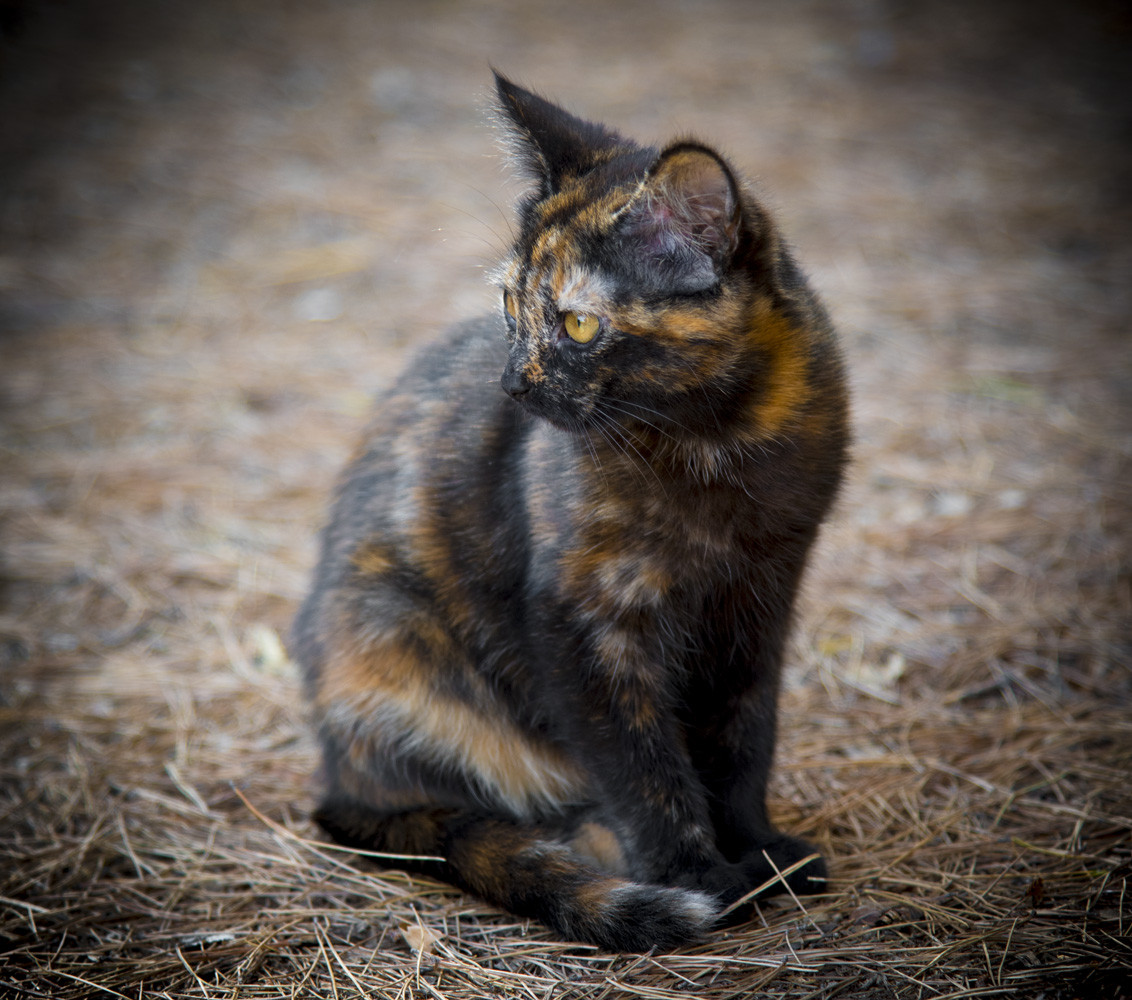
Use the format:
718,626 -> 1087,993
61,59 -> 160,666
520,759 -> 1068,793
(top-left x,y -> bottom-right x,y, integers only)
390,313 -> 507,395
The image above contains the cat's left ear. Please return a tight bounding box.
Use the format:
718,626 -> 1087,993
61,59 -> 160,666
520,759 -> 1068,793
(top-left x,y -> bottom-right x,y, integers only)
494,71 -> 623,197
622,143 -> 741,293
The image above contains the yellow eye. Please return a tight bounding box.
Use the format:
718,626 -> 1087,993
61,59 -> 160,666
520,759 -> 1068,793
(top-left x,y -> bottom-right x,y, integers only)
504,291 -> 518,321
564,312 -> 600,344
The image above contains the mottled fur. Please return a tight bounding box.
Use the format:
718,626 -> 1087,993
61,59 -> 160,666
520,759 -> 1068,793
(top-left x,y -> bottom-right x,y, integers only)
292,74 -> 849,951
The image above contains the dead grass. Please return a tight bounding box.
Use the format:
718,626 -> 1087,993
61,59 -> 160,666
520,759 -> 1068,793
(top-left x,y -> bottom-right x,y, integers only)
1,0 -> 1129,997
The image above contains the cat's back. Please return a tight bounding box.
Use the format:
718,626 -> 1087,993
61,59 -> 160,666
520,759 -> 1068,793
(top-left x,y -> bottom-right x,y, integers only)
331,313 -> 522,518
360,312 -> 512,453
293,312 -> 532,680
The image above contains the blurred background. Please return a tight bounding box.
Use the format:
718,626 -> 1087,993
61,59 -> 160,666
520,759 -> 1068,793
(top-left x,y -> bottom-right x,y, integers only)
1,0 -> 1129,996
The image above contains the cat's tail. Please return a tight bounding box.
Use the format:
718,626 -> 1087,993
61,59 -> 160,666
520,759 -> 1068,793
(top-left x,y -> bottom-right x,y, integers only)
313,800 -> 718,952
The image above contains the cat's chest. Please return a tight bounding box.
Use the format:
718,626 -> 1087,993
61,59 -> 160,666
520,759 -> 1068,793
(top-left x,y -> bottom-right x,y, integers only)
525,450 -> 749,614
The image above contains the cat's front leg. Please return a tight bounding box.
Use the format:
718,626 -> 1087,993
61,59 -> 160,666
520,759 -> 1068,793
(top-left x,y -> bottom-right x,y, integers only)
706,671 -> 829,909
553,628 -> 730,890
684,583 -> 829,907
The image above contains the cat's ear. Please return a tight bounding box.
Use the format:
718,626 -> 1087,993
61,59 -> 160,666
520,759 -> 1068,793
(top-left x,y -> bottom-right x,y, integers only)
494,71 -> 623,196
621,143 -> 741,293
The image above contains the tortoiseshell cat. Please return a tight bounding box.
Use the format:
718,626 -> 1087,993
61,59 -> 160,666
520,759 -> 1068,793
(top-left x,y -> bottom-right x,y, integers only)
292,74 -> 849,951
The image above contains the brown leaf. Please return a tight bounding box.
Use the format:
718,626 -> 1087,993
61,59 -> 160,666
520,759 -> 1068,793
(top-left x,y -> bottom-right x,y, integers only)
401,922 -> 441,955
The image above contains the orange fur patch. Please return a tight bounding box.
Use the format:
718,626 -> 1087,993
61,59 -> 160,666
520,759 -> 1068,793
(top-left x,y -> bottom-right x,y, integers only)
350,542 -> 394,576
741,300 -> 814,439
318,639 -> 586,818
569,822 -> 628,876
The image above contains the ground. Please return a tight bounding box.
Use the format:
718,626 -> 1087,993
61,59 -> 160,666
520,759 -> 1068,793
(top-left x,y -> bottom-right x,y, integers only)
1,0 -> 1130,997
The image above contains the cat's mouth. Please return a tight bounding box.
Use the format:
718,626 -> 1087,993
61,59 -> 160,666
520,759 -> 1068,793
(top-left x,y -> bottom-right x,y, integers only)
502,383 -> 594,436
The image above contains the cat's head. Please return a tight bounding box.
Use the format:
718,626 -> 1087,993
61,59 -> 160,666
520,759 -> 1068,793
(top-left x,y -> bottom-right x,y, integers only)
491,73 -> 779,441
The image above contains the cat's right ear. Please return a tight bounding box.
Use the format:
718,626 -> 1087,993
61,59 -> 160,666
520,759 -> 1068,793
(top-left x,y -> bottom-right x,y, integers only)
620,143 -> 742,293
493,71 -> 622,198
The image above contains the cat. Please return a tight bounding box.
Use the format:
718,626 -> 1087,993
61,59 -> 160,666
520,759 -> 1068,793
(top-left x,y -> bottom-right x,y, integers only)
291,72 -> 849,952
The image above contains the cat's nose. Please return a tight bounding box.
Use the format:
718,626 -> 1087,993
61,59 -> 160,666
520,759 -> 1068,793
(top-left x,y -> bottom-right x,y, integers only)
501,366 -> 531,398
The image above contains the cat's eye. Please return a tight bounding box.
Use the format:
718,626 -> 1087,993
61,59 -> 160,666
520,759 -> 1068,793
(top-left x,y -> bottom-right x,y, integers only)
503,291 -> 518,324
563,312 -> 600,344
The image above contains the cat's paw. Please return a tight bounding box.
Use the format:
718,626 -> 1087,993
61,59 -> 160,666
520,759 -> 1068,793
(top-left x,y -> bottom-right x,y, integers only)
693,835 -> 828,925
736,833 -> 828,898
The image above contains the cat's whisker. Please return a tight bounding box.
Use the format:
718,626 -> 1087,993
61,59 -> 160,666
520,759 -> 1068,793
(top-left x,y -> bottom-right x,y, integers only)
590,411 -> 669,498
591,421 -> 640,480
439,192 -> 515,252
596,398 -> 683,443
456,181 -> 516,241
603,396 -> 693,436
580,428 -> 608,484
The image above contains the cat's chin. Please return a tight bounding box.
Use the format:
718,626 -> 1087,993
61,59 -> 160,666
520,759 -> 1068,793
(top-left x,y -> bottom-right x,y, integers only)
509,397 -> 593,436
538,414 -> 592,436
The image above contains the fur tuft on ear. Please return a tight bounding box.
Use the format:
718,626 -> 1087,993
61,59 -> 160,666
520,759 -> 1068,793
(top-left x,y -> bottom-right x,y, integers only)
493,71 -> 625,197
620,143 -> 741,293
